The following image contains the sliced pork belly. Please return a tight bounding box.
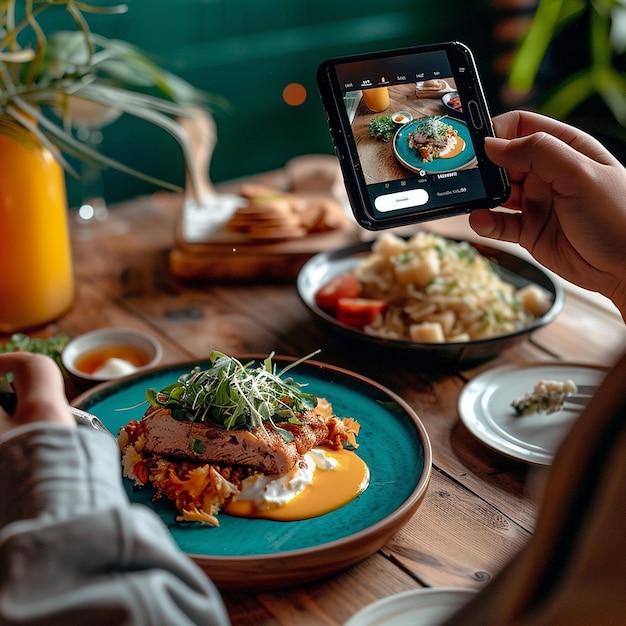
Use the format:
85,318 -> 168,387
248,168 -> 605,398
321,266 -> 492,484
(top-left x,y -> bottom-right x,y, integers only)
140,406 -> 329,475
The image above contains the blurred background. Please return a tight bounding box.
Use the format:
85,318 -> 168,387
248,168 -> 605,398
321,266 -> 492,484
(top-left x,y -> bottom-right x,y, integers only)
39,0 -> 626,207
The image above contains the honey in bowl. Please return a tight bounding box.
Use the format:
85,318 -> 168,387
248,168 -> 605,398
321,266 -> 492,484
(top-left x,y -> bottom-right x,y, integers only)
74,344 -> 150,376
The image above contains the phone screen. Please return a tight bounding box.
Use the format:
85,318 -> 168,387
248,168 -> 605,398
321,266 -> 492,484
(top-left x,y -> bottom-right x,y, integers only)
318,42 -> 509,228
0,376 -> 16,414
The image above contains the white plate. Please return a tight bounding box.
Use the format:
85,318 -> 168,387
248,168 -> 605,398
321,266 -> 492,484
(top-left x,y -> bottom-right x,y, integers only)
344,587 -> 475,626
458,362 -> 606,465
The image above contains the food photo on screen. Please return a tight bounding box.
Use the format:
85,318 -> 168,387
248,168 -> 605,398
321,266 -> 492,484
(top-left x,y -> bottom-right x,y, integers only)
341,76 -> 486,219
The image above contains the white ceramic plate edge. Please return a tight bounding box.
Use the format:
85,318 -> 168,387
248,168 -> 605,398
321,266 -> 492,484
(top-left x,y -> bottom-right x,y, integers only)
343,587 -> 476,626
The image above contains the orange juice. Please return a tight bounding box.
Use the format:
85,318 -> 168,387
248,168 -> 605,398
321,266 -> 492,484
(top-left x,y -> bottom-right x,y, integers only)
362,87 -> 390,112
0,119 -> 74,331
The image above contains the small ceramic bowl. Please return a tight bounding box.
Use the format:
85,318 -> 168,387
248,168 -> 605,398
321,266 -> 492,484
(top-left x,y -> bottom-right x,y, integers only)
62,328 -> 162,383
391,110 -> 413,126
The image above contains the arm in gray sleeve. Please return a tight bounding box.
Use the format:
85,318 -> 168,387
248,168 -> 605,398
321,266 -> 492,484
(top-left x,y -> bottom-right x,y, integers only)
0,424 -> 231,626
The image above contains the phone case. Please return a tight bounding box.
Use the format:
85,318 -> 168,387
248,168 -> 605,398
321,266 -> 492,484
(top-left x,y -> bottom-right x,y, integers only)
317,41 -> 510,229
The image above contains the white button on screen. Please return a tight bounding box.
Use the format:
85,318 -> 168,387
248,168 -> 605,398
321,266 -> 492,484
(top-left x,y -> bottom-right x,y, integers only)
374,189 -> 429,213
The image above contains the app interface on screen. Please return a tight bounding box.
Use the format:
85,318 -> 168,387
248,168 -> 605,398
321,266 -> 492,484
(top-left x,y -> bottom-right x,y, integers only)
334,49 -> 487,218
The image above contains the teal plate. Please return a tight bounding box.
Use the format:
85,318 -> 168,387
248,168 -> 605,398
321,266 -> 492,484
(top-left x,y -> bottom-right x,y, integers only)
393,117 -> 476,173
74,356 -> 432,591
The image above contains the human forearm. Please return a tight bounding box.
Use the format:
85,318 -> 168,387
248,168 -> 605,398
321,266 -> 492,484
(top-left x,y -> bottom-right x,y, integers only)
0,425 -> 126,525
0,426 -> 230,626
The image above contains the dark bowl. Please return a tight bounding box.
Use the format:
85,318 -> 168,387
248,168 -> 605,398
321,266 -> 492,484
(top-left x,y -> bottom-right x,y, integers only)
296,239 -> 564,369
442,91 -> 463,118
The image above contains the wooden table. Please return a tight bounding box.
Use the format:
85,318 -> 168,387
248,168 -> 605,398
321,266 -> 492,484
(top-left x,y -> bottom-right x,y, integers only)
4,181 -> 625,626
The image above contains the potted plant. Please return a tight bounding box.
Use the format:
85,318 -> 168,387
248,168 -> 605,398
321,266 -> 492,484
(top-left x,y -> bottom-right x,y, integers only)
0,0 -> 222,187
0,0 -> 219,332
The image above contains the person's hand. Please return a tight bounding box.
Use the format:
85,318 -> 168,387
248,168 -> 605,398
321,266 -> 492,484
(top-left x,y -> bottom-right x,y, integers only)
0,352 -> 75,436
470,110 -> 626,317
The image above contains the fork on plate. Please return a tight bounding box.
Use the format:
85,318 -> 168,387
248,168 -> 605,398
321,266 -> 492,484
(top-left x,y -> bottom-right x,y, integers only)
564,384 -> 598,407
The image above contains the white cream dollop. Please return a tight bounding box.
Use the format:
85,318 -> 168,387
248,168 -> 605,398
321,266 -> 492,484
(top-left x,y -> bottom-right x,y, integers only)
92,357 -> 138,378
233,448 -> 337,510
308,448 -> 339,471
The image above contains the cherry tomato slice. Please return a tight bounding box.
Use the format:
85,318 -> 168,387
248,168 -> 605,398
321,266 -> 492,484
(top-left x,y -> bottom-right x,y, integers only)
314,272 -> 362,312
335,298 -> 387,329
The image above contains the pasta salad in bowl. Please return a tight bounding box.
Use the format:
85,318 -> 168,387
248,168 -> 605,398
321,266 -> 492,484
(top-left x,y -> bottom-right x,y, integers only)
297,232 -> 563,367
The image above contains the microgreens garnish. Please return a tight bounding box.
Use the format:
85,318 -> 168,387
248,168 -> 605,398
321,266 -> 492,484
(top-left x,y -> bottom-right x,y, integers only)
0,333 -> 71,370
145,351 -> 320,443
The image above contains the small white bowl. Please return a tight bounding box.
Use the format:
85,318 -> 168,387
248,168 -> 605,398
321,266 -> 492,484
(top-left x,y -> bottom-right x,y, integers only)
392,110 -> 413,126
62,328 -> 162,383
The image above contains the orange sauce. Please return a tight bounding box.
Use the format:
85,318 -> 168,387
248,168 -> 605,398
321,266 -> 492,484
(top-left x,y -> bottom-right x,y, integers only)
225,448 -> 370,521
441,136 -> 466,159
74,344 -> 150,375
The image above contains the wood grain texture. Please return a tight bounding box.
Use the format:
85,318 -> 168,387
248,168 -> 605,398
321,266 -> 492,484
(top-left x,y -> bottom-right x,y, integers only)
385,469 -> 530,589
2,179 -> 623,626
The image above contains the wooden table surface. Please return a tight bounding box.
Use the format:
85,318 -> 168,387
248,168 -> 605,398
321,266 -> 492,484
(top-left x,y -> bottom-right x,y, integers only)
4,180 -> 625,626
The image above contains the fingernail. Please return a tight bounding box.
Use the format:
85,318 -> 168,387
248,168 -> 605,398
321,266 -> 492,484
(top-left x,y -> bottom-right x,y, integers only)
485,136 -> 509,149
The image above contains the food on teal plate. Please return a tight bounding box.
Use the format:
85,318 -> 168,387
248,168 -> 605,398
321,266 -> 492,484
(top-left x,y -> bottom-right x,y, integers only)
118,351 -> 368,526
407,117 -> 463,162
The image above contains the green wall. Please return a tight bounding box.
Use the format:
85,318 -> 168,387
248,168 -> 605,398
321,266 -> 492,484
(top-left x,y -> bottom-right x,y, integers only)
48,0 -> 497,205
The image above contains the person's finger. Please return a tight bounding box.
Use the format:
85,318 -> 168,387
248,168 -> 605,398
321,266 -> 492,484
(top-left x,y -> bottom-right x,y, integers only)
0,411 -> 11,434
500,180 -> 523,212
0,353 -> 74,427
484,133 -> 605,198
492,110 -> 617,165
469,208 -> 522,244
0,352 -> 65,404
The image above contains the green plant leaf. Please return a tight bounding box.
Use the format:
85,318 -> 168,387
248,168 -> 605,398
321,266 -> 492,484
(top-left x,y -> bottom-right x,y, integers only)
144,352 -> 320,443
189,436 -> 205,454
0,1 -> 225,196
509,0 -> 587,93
594,66 -> 626,125
540,69 -> 595,118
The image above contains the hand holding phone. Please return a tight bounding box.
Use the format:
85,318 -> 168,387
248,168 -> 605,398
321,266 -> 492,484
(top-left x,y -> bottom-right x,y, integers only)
0,353 -> 78,436
317,41 -> 510,229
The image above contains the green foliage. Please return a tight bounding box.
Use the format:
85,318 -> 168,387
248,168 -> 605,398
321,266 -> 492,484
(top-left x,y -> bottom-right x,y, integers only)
0,332 -> 71,368
0,1 -> 224,193
368,115 -> 395,142
145,351 -> 320,443
509,0 -> 626,126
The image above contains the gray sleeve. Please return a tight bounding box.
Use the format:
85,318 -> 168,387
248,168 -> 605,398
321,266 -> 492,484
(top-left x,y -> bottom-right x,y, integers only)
0,425 -> 231,626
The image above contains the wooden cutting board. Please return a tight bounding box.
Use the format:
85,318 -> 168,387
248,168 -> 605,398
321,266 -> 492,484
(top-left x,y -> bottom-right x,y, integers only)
170,227 -> 360,282
169,192 -> 361,282
168,155 -> 364,282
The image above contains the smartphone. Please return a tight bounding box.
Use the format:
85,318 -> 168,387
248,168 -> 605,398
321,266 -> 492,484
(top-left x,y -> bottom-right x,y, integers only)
317,41 -> 510,229
0,376 -> 16,414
